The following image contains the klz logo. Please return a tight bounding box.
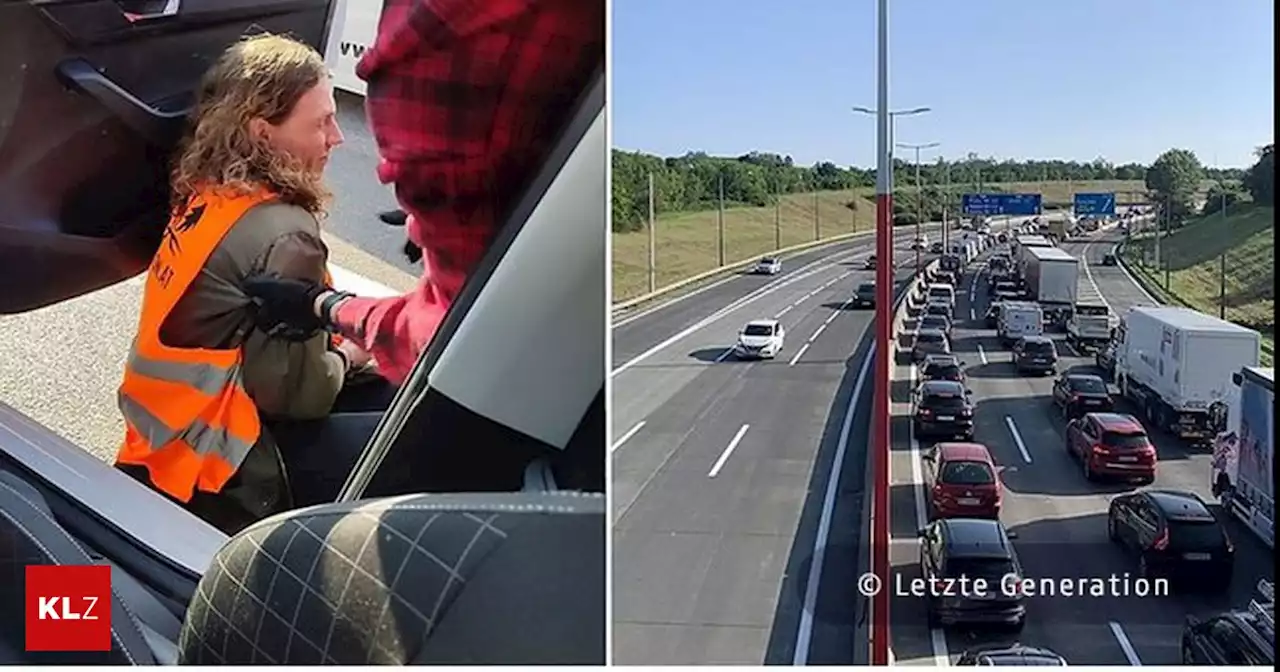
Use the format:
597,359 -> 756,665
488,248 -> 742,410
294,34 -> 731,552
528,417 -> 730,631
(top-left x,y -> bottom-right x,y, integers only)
25,565 -> 112,652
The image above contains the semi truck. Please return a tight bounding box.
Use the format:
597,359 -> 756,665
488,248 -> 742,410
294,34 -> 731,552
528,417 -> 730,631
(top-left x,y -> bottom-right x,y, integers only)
1211,366 -> 1274,550
1113,306 -> 1261,444
1023,247 -> 1080,327
1013,235 -> 1054,277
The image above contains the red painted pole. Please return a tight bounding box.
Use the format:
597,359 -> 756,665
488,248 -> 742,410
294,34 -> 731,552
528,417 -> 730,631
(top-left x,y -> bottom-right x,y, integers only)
871,0 -> 892,665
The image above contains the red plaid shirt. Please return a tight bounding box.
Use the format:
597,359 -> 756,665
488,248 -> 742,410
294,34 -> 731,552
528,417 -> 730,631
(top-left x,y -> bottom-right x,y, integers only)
331,0 -> 603,384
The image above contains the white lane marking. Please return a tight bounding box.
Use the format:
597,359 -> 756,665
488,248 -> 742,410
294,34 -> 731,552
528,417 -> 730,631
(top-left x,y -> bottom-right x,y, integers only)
612,262 -> 832,375
1109,621 -> 1143,666
809,323 -> 828,343
793,344 -> 874,665
328,265 -> 398,298
1079,240 -> 1112,310
776,305 -> 793,318
977,344 -> 989,365
969,307 -> 975,320
714,347 -> 734,363
611,421 -> 646,453
906,362 -> 950,667
707,424 -> 750,478
1004,416 -> 1034,463
787,343 -> 811,367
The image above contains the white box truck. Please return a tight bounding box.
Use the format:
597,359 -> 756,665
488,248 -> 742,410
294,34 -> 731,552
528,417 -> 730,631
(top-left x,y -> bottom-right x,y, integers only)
1211,366 -> 1274,549
1013,235 -> 1054,277
1114,306 -> 1261,443
1023,246 -> 1080,327
1067,303 -> 1114,353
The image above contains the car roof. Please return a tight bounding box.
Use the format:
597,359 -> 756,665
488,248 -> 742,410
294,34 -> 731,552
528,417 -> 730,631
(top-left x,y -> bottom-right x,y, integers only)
936,442 -> 993,462
920,380 -> 965,395
1142,489 -> 1214,519
745,318 -> 779,327
1065,373 -> 1105,384
917,328 -> 947,338
962,644 -> 1065,665
1087,412 -> 1142,431
858,282 -> 876,289
925,354 -> 960,366
1020,335 -> 1052,343
940,518 -> 1012,557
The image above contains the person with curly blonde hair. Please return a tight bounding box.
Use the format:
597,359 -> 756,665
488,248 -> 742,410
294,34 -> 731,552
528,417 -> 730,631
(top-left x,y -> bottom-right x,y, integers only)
114,32 -> 379,534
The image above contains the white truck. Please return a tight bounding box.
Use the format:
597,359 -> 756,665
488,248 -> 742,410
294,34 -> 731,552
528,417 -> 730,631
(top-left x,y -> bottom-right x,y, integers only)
1211,366 -> 1274,549
1067,303 -> 1113,353
1023,246 -> 1080,328
1013,235 -> 1054,278
997,301 -> 1044,346
1114,306 -> 1261,444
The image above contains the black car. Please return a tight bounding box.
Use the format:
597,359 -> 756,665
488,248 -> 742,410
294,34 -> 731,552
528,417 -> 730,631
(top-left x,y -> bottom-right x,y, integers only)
1181,580 -> 1274,665
918,518 -> 1026,630
1107,489 -> 1234,591
864,254 -> 877,270
922,355 -> 966,384
1013,336 -> 1058,376
852,282 -> 876,308
912,329 -> 952,363
957,643 -> 1067,665
930,241 -> 945,254
913,380 -> 975,440
1101,253 -> 1118,266
1051,372 -> 1113,418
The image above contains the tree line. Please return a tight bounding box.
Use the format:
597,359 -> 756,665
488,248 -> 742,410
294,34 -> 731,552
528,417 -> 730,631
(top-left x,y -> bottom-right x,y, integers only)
612,149 -> 1248,232
1146,144 -> 1273,225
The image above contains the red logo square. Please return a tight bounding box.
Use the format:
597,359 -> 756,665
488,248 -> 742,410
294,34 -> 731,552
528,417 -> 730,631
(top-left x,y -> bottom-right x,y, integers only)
25,564 -> 112,652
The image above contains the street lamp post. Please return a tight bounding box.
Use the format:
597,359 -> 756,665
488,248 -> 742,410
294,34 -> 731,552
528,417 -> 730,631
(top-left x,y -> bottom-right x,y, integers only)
896,141 -> 940,272
852,105 -> 930,168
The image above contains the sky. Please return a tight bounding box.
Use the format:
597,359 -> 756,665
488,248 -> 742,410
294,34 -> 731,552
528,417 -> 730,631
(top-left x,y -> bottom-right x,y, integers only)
611,0 -> 1275,168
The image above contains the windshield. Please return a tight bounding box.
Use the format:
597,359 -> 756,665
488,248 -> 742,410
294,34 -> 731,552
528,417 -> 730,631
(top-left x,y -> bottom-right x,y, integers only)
1167,519 -> 1227,550
1076,304 -> 1109,316
1068,377 -> 1108,394
923,393 -> 968,411
922,317 -> 950,331
742,324 -> 774,336
858,283 -> 875,293
928,288 -> 952,299
927,364 -> 962,380
926,304 -> 949,315
918,333 -> 947,346
1022,340 -> 1056,355
1102,430 -> 1149,449
939,460 -> 995,485
760,258 -> 777,264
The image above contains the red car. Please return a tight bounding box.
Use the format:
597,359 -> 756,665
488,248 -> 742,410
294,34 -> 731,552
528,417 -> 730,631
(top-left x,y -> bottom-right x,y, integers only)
1065,413 -> 1157,483
923,442 -> 1003,519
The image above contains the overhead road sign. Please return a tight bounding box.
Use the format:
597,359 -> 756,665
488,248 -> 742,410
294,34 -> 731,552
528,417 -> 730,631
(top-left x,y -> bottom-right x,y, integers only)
1074,192 -> 1116,216
961,193 -> 1042,216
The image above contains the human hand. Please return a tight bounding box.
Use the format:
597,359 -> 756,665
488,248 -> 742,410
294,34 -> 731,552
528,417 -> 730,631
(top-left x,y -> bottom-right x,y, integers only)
244,273 -> 329,338
336,339 -> 373,371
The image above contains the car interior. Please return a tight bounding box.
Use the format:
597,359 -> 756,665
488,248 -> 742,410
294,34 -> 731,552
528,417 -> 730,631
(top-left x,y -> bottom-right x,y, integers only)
0,0 -> 604,664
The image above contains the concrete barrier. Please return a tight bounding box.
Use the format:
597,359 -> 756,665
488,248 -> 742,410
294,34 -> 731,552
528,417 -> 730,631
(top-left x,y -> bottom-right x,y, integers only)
894,260 -> 942,356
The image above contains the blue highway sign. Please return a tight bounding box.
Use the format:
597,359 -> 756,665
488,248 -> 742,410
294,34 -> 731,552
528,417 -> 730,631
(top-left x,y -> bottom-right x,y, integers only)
1073,192 -> 1116,216
961,193 -> 1043,216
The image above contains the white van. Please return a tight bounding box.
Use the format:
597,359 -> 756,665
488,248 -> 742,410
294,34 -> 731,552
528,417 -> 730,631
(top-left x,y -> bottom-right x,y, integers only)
998,301 -> 1044,346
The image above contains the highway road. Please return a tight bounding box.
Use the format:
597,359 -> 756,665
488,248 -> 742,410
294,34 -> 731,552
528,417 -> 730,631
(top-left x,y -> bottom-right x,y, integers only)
887,226 -> 1275,665
607,216 -> 1025,665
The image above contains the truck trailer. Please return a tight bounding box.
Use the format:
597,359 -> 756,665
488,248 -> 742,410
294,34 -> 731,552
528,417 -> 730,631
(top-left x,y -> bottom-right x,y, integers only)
1211,366 -> 1274,550
1013,235 -> 1054,277
1114,306 -> 1261,443
1023,247 -> 1080,327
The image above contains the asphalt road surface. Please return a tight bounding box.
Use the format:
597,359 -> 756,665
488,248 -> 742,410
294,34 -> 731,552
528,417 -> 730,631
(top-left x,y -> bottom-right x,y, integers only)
607,217 -> 1037,665
887,226 -> 1274,665
0,93 -> 417,463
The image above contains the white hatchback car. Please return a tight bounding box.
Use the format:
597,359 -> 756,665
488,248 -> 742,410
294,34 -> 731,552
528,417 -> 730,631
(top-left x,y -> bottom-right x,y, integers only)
734,319 -> 785,359
754,257 -> 782,275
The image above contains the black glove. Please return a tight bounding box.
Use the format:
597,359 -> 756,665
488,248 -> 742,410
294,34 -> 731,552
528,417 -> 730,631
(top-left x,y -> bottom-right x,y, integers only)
243,273 -> 329,340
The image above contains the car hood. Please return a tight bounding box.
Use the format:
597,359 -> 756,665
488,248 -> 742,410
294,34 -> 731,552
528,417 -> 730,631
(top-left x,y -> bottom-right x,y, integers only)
738,335 -> 776,347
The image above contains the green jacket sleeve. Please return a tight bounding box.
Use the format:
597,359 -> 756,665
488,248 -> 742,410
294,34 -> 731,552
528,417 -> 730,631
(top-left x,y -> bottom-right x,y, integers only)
239,229 -> 347,420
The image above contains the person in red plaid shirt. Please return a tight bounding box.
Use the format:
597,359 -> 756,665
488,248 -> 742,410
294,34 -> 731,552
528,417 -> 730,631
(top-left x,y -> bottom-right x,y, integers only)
244,0 -> 604,386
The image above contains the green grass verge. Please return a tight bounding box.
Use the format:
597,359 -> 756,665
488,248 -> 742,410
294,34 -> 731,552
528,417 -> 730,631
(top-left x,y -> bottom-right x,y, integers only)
1119,204 -> 1275,366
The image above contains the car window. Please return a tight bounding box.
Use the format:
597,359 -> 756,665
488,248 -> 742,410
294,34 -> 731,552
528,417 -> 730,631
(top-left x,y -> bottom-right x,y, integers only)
923,392 -> 968,411
743,324 -> 774,336
939,460 -> 995,485
918,331 -> 945,343
1023,340 -> 1056,355
1068,377 -> 1108,394
927,364 -> 962,379
859,283 -> 875,292
1168,519 -> 1226,550
946,556 -> 1014,581
1101,430 -> 1149,449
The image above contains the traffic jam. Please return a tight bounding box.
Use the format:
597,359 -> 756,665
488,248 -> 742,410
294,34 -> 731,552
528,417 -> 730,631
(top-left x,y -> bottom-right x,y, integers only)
893,210 -> 1273,665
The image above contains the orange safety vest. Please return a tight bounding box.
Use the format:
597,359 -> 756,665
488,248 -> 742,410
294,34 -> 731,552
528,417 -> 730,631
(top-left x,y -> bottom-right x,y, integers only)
116,190 -> 272,503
